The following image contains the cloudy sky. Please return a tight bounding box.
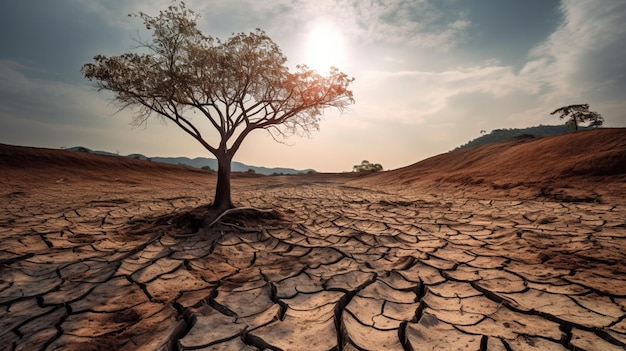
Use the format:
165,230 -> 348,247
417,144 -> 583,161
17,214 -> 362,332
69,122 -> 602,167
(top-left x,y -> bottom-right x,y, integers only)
1,1 -> 625,172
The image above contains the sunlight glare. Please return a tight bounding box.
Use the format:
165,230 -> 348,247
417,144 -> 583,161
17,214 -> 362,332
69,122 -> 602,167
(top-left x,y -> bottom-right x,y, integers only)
305,22 -> 346,73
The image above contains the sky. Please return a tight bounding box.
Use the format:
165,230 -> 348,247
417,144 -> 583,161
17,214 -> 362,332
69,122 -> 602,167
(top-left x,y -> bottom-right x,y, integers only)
1,0 -> 625,172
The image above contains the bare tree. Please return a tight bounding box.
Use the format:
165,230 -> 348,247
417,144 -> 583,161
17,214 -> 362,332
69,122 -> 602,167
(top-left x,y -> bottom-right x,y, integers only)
82,3 -> 354,213
550,104 -> 603,130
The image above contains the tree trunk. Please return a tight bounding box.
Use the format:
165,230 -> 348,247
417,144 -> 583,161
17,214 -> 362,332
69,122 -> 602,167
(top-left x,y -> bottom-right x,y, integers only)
213,153 -> 234,212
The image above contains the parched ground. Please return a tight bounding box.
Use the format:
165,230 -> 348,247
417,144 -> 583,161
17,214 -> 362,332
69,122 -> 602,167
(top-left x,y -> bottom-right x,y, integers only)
1,130 -> 626,351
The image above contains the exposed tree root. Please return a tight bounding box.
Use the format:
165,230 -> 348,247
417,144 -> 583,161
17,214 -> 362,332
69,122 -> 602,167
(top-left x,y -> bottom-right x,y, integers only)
154,205 -> 284,239
206,206 -> 281,228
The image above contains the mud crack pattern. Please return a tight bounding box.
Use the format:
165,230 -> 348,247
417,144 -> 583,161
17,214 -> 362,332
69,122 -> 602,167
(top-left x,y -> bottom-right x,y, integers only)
1,179 -> 625,350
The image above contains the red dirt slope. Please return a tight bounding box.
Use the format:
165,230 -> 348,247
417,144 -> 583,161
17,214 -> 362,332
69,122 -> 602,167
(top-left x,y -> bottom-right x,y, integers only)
0,143 -> 213,185
355,128 -> 626,201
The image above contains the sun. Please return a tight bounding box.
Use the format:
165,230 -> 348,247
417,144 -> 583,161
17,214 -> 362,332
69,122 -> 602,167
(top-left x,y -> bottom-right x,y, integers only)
305,22 -> 347,73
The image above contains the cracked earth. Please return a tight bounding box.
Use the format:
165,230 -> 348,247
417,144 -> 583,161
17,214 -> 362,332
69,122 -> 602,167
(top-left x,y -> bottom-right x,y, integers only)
2,170 -> 626,351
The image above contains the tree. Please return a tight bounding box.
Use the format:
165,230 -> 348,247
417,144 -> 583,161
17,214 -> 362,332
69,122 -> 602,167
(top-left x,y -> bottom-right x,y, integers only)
82,3 -> 354,213
353,160 -> 383,172
550,104 -> 603,130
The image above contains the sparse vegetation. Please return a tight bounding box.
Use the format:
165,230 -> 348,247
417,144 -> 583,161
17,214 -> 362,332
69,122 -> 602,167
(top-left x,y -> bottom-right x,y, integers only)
550,104 -> 603,130
455,125 -> 594,150
201,165 -> 213,171
353,160 -> 383,172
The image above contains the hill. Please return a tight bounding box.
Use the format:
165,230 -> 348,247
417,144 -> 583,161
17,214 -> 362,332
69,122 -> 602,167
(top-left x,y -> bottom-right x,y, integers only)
3,129 -> 625,203
455,124 -> 595,150
0,143 -> 216,184
66,147 -> 314,175
355,128 -> 626,202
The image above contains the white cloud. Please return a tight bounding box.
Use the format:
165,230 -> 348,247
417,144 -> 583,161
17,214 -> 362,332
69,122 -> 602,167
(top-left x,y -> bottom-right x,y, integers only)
383,57 -> 406,64
6,0 -> 624,172
166,0 -> 471,50
0,59 -> 212,156
73,0 -> 245,34
0,60 -> 112,126
355,63 -> 539,124
346,0 -> 470,48
0,59 -> 145,153
522,0 -> 626,105
354,0 -> 626,129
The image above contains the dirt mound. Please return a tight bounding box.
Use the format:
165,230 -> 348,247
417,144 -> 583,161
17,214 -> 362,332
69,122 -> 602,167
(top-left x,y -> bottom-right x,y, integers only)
1,144 -> 191,171
0,143 -> 213,185
354,128 -> 626,201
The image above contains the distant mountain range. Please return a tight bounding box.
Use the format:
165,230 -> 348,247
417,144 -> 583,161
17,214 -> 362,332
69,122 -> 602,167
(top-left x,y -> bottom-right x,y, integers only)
455,125 -> 597,150
66,147 -> 315,175
65,125 -> 594,175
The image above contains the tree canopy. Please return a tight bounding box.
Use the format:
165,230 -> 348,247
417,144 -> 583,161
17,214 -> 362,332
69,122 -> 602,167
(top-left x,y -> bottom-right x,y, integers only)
353,160 -> 383,172
82,3 -> 354,213
550,104 -> 603,130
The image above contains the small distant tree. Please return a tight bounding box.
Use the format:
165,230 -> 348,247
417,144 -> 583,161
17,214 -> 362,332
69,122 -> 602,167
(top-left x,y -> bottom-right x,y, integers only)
246,168 -> 256,174
82,3 -> 354,215
353,160 -> 383,172
550,104 -> 603,130
201,165 -> 213,171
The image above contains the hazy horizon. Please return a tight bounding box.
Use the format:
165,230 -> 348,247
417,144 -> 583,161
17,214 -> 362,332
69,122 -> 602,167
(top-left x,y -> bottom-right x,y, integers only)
1,0 -> 625,172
